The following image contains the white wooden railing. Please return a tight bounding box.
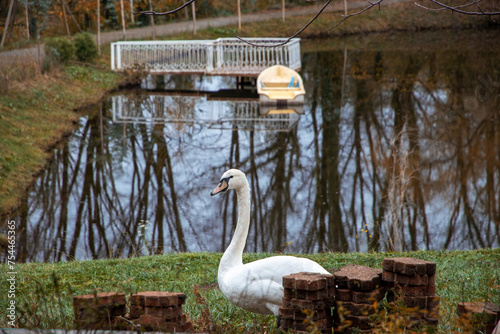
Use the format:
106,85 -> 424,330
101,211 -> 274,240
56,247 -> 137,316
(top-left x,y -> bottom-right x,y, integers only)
111,38 -> 301,76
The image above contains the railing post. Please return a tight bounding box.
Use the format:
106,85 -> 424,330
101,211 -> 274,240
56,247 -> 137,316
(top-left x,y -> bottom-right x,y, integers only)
116,43 -> 122,71
111,43 -> 115,70
206,42 -> 214,73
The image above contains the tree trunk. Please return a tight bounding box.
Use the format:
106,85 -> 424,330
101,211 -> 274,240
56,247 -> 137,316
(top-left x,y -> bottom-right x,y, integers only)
25,2 -> 29,39
237,0 -> 241,30
282,0 -> 285,22
130,0 -> 134,23
96,0 -> 101,54
61,0 -> 71,36
148,0 -> 156,40
1,0 -> 15,47
61,0 -> 82,32
120,0 -> 127,40
191,1 -> 196,35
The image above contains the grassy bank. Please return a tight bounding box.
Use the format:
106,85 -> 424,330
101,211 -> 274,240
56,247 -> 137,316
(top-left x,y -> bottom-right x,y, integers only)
0,49 -> 135,216
0,249 -> 498,332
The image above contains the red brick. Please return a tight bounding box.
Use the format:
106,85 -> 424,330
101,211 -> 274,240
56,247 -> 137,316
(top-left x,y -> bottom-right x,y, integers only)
336,301 -> 376,316
382,258 -> 395,272
294,308 -> 327,321
279,307 -> 294,319
426,284 -> 436,296
352,289 -> 383,304
282,297 -> 292,308
424,261 -> 437,275
334,265 -> 382,292
130,291 -> 186,307
457,302 -> 499,323
403,296 -> 428,309
289,298 -> 325,310
427,296 -> 440,318
73,292 -> 126,310
144,305 -> 182,320
283,287 -> 295,298
394,284 -> 428,297
345,315 -> 372,330
385,257 -> 437,276
295,318 -> 329,331
393,257 -> 428,276
336,289 -> 352,302
382,270 -> 395,282
129,304 -> 144,318
282,275 -> 296,289
395,273 -> 429,286
294,272 -> 328,291
296,288 -> 328,301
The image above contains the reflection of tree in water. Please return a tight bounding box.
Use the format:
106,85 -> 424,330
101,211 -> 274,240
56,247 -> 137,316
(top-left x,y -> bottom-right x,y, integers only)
8,40 -> 500,262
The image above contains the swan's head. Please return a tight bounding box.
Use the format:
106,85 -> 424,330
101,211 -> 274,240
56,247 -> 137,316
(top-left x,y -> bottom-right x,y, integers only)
210,169 -> 247,196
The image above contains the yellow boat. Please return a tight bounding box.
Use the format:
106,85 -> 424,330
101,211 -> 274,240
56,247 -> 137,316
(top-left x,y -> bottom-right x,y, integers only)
257,65 -> 305,105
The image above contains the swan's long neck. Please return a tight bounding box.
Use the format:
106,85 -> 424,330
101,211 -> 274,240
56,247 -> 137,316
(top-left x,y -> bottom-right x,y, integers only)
220,182 -> 251,271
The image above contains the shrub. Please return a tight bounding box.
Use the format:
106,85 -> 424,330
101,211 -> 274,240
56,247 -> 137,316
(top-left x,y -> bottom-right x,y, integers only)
44,37 -> 75,62
73,32 -> 98,62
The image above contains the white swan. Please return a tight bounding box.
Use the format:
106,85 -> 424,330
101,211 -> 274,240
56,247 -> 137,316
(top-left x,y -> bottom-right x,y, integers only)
210,169 -> 330,316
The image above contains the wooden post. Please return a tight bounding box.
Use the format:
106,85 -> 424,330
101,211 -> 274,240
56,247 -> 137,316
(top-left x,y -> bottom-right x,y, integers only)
130,0 -> 134,23
148,0 -> 156,40
96,0 -> 101,54
237,0 -> 241,30
1,0 -> 15,47
25,2 -> 29,39
191,1 -> 196,35
282,0 -> 285,22
120,0 -> 127,40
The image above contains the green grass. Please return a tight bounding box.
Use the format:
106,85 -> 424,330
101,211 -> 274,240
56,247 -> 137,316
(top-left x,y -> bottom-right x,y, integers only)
0,52 -> 129,215
1,249 -> 499,332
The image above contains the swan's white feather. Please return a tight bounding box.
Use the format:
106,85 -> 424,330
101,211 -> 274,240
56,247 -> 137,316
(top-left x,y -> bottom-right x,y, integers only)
212,169 -> 330,316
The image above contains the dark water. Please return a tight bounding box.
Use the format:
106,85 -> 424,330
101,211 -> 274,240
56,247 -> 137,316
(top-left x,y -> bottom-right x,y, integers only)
5,31 -> 500,262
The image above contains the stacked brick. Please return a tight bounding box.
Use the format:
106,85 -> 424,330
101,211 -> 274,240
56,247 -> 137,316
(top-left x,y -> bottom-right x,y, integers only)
457,302 -> 500,334
280,272 -> 336,333
73,292 -> 127,329
333,264 -> 384,333
130,291 -> 193,332
382,257 -> 439,326
73,291 -> 193,332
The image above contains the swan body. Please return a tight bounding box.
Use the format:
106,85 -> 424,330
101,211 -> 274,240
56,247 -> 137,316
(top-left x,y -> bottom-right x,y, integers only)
211,169 -> 330,315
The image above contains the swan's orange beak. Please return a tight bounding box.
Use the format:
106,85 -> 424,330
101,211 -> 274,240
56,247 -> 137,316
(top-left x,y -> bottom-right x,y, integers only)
210,178 -> 229,196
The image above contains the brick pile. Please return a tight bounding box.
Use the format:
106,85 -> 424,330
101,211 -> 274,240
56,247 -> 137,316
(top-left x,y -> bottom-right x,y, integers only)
129,291 -> 192,332
382,257 -> 439,326
333,264 -> 384,333
73,292 -> 126,329
457,302 -> 500,334
280,272 -> 336,333
73,291 -> 193,332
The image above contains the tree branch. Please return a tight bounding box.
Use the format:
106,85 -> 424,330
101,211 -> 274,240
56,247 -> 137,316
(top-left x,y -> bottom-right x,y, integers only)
328,0 -> 383,31
415,0 -> 500,16
236,0 -> 332,47
135,0 -> 196,16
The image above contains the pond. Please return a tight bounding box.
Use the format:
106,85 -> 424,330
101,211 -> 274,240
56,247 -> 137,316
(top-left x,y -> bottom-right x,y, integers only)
7,30 -> 500,262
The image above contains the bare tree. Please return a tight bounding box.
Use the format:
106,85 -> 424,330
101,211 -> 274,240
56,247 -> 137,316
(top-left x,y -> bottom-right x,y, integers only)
135,0 -> 499,47
415,0 -> 500,17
